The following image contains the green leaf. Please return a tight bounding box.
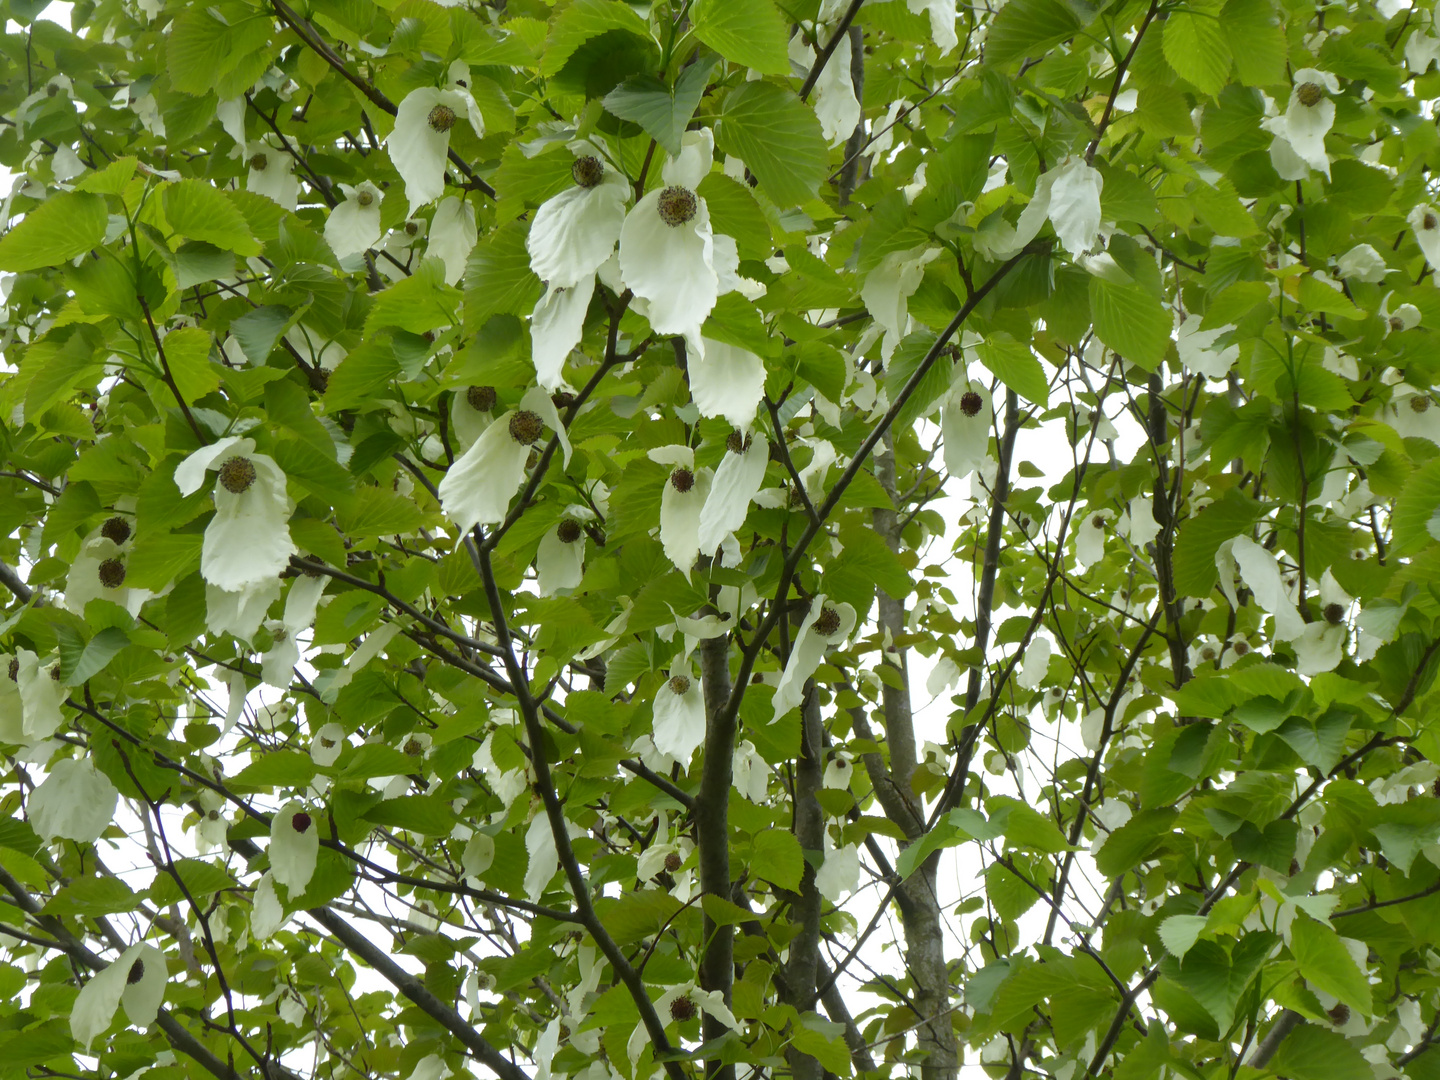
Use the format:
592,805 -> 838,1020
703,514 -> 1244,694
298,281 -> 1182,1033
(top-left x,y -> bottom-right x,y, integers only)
338,743 -> 417,779
361,795 -> 459,836
825,520 -> 911,611
1269,1024 -> 1373,1080
167,7 -> 230,94
752,830 -> 804,891
1172,490 -> 1263,598
336,486 -> 427,540
366,258 -> 462,335
1290,915 -> 1371,1015
1159,915 -> 1208,959
593,890 -> 685,945
1167,933 -> 1273,1035
1094,808 -> 1177,877
790,1019 -> 853,1076
230,305 -> 295,366
463,222 -> 543,333
884,331 -> 951,427
234,751 -> 318,790
160,327 -> 222,403
542,0 -> 655,76
976,336 -> 1050,406
985,0 -> 1084,67
44,876 -> 138,917
602,57 -> 717,158
1089,275 -> 1171,371
692,0 -> 790,75
56,626 -> 130,685
0,191 -> 108,272
1219,0 -> 1286,85
163,181 -> 262,256
147,859 -> 237,906
272,438 -> 355,499
1391,458 -> 1440,556
715,81 -> 829,210
1162,8 -> 1232,96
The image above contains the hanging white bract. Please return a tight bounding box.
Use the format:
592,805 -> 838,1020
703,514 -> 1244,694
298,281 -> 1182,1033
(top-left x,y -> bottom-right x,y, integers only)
439,388 -> 570,533
270,800 -> 319,895
30,757 -> 119,843
70,942 -> 167,1049
773,597 -> 857,719
175,437 -> 296,594
698,432 -> 768,558
324,180 -> 383,261
386,70 -> 484,216
651,662 -> 705,764
1261,69 -> 1340,179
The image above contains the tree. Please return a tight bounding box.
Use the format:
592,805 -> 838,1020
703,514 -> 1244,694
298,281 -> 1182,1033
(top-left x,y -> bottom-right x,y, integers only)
1,1 -> 1439,1080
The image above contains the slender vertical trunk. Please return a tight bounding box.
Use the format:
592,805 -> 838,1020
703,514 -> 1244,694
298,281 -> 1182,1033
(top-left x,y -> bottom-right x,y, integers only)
784,686 -> 826,1080
697,633 -> 736,1080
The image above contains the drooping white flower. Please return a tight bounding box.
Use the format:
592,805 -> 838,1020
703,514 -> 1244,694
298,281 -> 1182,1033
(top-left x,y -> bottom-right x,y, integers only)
941,377 -> 992,479
439,388 -> 570,534
410,1054 -> 452,1080
1076,510 -> 1108,566
1227,535 -> 1305,640
15,649 -> 66,743
792,31 -> 860,146
926,656 -> 962,697
537,515 -> 588,596
618,131 -> 719,358
1406,29 -> 1440,72
260,620 -> 300,688
907,0 -> 958,53
246,138 -> 298,209
1337,243 -> 1390,283
528,146 -> 630,289
1382,293 -> 1422,336
531,275 -> 592,392
1385,383 -> 1440,443
71,942 -> 167,1049
324,181 -> 383,261
206,577 -> 282,641
712,233 -> 767,300
650,445 -> 711,575
773,596 -> 857,719
688,338 -> 766,430
1292,569 -> 1351,676
386,81 -> 484,216
175,437 -> 296,593
1017,636 -> 1051,691
815,840 -> 861,903
310,722 -> 347,767
1176,315 -> 1239,379
733,740 -> 770,802
1261,70 -> 1341,179
630,984 -> 740,1063
1039,156 -> 1104,255
60,531 -> 138,616
525,811 -> 558,901
462,830 -> 495,880
698,433 -> 769,557
824,753 -> 854,790
862,246 -> 940,359
30,757 -> 118,843
251,872 -> 287,939
1125,495 -> 1161,547
652,662 -> 705,764
270,801 -> 319,896
427,195 -> 478,285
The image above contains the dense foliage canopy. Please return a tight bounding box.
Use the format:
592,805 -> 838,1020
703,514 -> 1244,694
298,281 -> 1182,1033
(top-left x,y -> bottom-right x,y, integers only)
1,2 -> 1440,1080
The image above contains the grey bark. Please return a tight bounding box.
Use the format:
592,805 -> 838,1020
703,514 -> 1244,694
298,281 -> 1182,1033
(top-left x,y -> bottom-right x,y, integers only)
698,631 -> 737,1080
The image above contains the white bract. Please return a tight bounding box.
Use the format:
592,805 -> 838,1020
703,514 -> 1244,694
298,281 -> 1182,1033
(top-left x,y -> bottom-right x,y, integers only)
651,662 -> 705,764
13,648 -> 66,743
792,31 -> 860,146
1261,69 -> 1341,179
64,523 -> 147,617
689,338 -> 766,430
30,757 -> 118,843
525,812 -> 558,901
618,131 -> 719,359
862,246 -> 940,359
71,943 -> 167,1049
629,984 -> 740,1064
1018,636 -> 1051,690
310,722 -> 347,767
698,434 -> 769,558
324,181 -> 383,261
1292,570 -> 1352,676
387,78 -> 484,216
246,138 -> 298,209
1225,536 -> 1305,640
1076,511 -> 1108,567
733,740 -> 771,802
462,831 -> 495,880
537,514 -> 588,596
908,0 -> 958,52
175,437 -> 296,593
427,195 -> 477,285
270,800 -> 319,895
530,277 -> 592,391
815,840 -> 861,903
528,145 -> 630,289
206,577 -> 282,641
1336,243 -> 1390,283
650,445 -> 711,575
1410,204 -> 1440,268
940,376 -> 992,480
1385,383 -> 1440,443
1176,315 -> 1239,379
439,388 -> 570,533
773,597 -> 857,719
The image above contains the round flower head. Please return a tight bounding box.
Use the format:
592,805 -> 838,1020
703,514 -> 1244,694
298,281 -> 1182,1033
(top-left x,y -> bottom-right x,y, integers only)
438,387 -> 571,533
1261,69 -> 1341,179
618,131 -> 719,359
270,799 -> 319,895
688,338 -> 766,430
698,432 -> 769,557
652,661 -> 705,763
772,595 -> 857,720
175,437 -> 296,594
325,180 -> 383,261
30,757 -> 119,843
630,984 -> 740,1063
246,138 -> 299,209
64,526 -> 148,618
386,77 -> 484,217
528,143 -> 630,289
941,377 -> 992,480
